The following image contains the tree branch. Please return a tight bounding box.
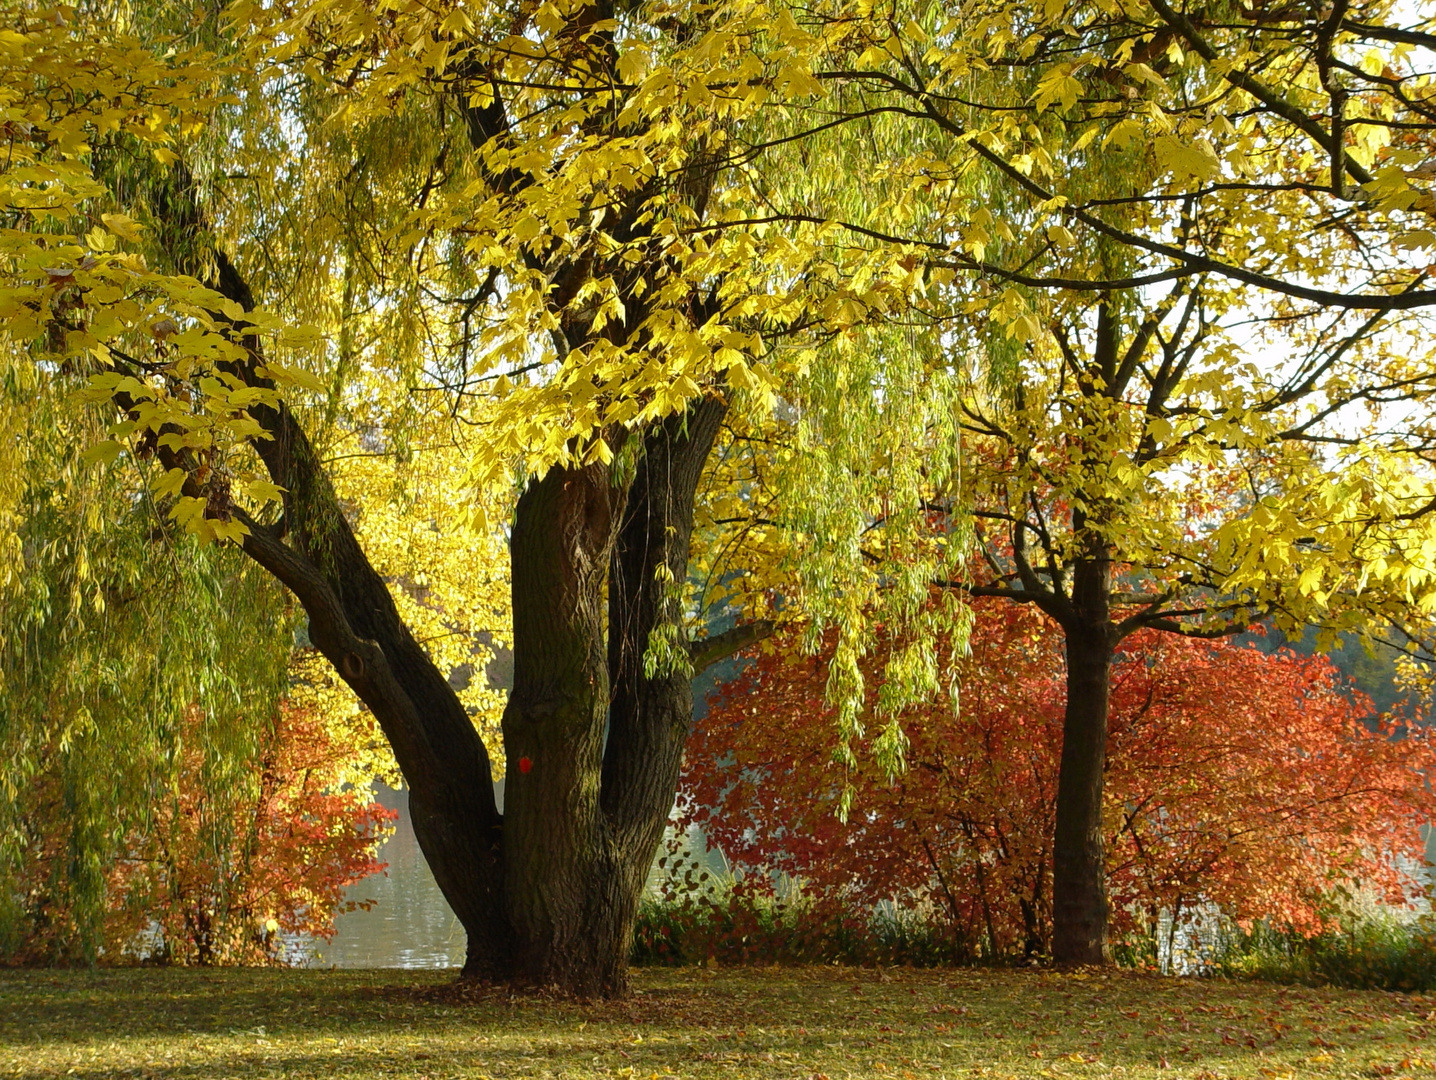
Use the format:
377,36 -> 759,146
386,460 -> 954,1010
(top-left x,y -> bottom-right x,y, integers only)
688,619 -> 776,673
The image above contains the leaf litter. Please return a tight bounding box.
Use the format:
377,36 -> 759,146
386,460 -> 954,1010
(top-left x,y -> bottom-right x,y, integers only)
2,966 -> 1432,1079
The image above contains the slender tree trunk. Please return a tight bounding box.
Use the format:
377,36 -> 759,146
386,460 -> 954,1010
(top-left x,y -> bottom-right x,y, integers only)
1051,538 -> 1114,966
1020,894 -> 1042,961
238,392 -> 514,977
153,245 -> 513,979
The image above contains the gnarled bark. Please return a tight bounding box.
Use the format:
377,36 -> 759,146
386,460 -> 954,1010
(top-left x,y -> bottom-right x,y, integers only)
500,460 -> 627,993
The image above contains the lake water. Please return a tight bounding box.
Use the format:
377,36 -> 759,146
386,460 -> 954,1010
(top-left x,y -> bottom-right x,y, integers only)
309,785 -> 466,969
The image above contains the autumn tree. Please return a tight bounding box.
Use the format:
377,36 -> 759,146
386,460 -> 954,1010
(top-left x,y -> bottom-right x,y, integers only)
15,0 -> 1436,991
215,0 -> 797,994
942,264 -> 1436,964
687,0 -> 1436,964
0,0 -> 889,994
0,371 -> 294,959
5,698 -> 395,967
0,303 -> 494,964
686,604 -> 1436,959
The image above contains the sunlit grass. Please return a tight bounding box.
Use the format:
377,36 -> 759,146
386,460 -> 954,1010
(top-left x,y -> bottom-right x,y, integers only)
4,965 -> 1433,1079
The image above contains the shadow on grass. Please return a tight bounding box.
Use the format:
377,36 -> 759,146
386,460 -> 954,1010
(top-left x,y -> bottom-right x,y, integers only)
2,967 -> 1431,1080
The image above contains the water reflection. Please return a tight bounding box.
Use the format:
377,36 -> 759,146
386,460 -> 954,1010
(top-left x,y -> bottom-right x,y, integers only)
313,782 -> 717,970
312,785 -> 464,969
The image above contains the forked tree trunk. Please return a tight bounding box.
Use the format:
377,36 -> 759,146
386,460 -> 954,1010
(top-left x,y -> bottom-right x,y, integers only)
1051,540 -> 1114,966
153,187 -> 731,997
501,400 -> 726,995
243,399 -> 726,996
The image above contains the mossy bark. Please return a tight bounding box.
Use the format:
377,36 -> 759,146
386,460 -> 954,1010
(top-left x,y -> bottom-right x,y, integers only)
500,400 -> 726,995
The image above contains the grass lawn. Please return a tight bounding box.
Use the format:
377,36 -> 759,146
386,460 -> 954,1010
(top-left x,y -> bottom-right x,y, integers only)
3,965 -> 1433,1079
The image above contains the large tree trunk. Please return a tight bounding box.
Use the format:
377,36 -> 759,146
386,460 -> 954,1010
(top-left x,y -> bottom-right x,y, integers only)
157,171 -> 730,998
1051,536 -> 1114,966
244,395 -> 727,996
501,460 -> 628,994
500,398 -> 726,995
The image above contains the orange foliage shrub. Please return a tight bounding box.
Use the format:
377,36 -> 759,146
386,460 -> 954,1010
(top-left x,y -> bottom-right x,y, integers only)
6,700 -> 392,965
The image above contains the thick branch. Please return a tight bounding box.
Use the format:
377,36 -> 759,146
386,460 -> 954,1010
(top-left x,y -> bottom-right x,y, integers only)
1145,0 -> 1372,188
688,619 -> 776,673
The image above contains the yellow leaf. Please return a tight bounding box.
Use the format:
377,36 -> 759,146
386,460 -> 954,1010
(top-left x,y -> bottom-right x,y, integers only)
1103,118 -> 1145,149
586,437 -> 615,466
155,467 -> 188,498
101,212 -> 144,241
1153,135 -> 1221,180
261,363 -> 326,393
245,478 -> 286,503
439,8 -> 473,34
1032,68 -> 1083,113
170,495 -> 208,532
80,440 -> 124,467
210,517 -> 250,543
1125,62 -> 1168,89
1394,230 -> 1436,250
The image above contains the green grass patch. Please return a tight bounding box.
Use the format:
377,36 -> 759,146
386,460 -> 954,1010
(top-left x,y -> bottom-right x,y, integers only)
4,966 -> 1435,1079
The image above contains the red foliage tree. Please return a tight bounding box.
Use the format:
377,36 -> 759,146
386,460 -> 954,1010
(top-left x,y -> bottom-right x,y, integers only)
682,603 -> 1436,959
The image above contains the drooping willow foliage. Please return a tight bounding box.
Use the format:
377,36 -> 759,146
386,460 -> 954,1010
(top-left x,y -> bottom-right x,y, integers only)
0,367 -> 292,963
